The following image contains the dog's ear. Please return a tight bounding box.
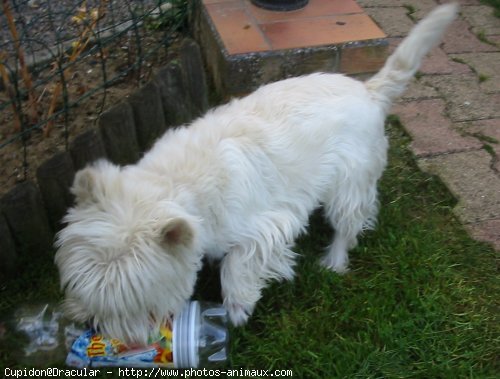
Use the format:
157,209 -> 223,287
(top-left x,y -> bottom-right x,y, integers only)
72,167 -> 98,203
71,160 -> 119,203
161,218 -> 194,251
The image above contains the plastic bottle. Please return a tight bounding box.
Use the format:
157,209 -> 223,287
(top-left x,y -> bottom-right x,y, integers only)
66,301 -> 229,368
173,301 -> 228,368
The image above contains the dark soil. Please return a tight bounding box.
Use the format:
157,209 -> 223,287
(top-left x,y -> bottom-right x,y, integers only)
0,0 -> 179,197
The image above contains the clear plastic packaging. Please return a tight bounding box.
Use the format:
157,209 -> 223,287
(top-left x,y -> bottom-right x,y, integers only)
10,304 -> 84,366
66,301 -> 229,368
16,304 -> 61,355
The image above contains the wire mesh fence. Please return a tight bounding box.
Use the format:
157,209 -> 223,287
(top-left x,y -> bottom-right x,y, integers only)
0,0 -> 188,195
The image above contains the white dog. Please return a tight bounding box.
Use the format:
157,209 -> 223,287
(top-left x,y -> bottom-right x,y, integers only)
55,4 -> 458,345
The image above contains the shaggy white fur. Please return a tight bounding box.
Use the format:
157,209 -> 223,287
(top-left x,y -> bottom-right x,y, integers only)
55,4 -> 459,345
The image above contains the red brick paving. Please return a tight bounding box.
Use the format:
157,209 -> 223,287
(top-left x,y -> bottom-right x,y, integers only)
374,1 -> 500,250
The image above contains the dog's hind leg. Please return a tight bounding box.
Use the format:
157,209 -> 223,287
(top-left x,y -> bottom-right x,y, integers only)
320,231 -> 352,274
320,175 -> 380,274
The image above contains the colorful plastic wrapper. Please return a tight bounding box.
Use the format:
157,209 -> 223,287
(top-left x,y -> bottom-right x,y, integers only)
66,325 -> 174,368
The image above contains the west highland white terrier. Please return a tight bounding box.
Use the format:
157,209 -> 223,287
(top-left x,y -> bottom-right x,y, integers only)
55,4 -> 459,345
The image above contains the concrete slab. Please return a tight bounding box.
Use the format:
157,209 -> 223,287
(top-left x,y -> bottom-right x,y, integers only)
461,5 -> 500,35
364,7 -> 414,37
487,35 -> 500,46
466,219 -> 500,251
421,74 -> 500,122
454,1 -> 482,5
393,99 -> 482,157
442,18 -> 499,53
420,47 -> 472,75
400,78 -> 440,100
399,0 -> 442,21
358,0 -> 437,21
418,150 -> 500,224
356,0 -> 403,7
194,0 -> 388,97
466,118 -> 500,172
449,52 -> 500,94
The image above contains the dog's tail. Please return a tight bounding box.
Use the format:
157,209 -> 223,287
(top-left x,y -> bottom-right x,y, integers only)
365,3 -> 458,110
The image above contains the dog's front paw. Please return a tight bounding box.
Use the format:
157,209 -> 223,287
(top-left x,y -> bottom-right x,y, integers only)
224,300 -> 253,326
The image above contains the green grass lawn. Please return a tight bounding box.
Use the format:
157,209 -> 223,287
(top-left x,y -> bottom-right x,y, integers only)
1,117 -> 498,378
